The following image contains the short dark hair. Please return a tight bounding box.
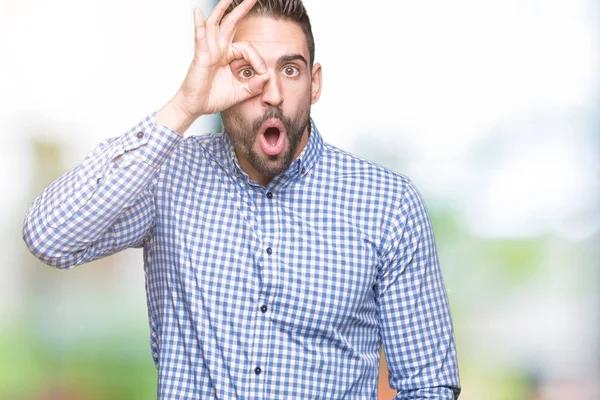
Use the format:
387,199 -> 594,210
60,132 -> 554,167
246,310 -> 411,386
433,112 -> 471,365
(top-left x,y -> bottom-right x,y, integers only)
224,0 -> 315,67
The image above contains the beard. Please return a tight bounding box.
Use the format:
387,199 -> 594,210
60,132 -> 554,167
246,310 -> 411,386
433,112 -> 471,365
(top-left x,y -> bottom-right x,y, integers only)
221,103 -> 311,178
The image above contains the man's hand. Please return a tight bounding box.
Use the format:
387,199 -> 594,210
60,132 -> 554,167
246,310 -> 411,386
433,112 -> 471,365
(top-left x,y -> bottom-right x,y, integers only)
156,0 -> 269,134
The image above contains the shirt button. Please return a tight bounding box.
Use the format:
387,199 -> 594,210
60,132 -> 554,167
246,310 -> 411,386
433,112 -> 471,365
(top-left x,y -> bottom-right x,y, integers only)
96,178 -> 101,184
301,168 -> 306,174
266,192 -> 273,199
266,247 -> 272,255
260,305 -> 268,313
137,131 -> 144,139
254,366 -> 262,375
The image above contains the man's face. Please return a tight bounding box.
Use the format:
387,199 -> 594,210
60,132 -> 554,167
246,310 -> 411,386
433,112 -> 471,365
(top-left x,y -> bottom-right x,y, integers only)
221,16 -> 322,183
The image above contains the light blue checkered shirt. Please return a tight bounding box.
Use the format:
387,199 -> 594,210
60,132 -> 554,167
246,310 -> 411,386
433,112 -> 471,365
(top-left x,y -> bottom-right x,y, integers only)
23,114 -> 461,399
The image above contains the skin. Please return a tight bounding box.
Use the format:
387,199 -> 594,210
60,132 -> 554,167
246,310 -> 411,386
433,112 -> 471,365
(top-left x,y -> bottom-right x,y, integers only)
154,0 -> 322,187
222,16 -> 323,186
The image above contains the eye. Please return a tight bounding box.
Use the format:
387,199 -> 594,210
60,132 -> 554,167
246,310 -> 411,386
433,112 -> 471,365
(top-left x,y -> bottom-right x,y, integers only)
238,68 -> 256,80
282,65 -> 300,77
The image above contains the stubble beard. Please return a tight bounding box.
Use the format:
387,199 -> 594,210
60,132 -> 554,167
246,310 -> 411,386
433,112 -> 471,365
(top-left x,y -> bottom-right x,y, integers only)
222,104 -> 311,178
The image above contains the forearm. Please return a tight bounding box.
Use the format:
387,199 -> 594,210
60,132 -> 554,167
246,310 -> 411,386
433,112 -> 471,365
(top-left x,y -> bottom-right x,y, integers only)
22,114 -> 182,268
155,92 -> 200,135
110,96 -> 193,166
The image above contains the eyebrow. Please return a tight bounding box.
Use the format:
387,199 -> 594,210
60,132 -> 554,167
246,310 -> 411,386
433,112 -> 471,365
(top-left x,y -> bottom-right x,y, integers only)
278,53 -> 308,67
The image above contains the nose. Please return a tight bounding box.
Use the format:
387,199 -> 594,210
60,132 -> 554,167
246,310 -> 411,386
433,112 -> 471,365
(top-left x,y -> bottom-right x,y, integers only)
260,71 -> 283,108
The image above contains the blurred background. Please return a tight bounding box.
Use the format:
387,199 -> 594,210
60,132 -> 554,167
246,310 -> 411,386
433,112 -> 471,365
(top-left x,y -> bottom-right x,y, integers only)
1,0 -> 598,398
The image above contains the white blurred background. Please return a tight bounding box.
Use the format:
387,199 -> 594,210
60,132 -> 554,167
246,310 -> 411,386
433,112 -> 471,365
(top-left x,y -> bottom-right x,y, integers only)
1,0 -> 598,399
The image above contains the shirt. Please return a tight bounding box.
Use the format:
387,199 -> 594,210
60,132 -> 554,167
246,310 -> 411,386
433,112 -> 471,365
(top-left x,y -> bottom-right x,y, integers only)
23,113 -> 461,399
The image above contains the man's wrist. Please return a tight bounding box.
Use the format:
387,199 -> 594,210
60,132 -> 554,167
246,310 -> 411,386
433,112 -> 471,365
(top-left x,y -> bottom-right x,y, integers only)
155,94 -> 199,135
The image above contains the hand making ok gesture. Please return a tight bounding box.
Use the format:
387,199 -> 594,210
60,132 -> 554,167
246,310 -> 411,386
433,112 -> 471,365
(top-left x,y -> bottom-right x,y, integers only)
157,0 -> 269,133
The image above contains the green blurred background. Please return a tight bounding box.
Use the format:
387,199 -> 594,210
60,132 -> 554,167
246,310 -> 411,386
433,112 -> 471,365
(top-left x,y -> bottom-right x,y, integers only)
1,0 -> 598,399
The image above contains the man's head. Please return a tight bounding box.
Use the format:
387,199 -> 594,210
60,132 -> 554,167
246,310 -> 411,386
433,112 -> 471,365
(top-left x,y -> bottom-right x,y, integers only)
220,0 -> 322,186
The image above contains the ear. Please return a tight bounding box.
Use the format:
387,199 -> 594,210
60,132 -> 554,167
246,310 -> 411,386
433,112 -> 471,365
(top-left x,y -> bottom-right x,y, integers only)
310,63 -> 322,104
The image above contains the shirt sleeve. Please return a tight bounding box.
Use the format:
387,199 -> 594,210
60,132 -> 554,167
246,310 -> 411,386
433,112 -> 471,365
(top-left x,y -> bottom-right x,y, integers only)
22,113 -> 183,269
377,179 -> 461,399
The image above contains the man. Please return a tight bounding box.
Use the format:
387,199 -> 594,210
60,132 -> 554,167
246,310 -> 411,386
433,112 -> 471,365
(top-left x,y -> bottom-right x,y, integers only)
22,0 -> 461,398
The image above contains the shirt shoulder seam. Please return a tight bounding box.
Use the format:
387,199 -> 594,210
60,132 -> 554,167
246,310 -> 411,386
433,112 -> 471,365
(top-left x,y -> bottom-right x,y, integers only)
323,142 -> 412,185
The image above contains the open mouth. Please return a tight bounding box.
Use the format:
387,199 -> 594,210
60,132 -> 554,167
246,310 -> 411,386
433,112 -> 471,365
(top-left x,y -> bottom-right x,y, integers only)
259,120 -> 286,156
264,127 -> 281,146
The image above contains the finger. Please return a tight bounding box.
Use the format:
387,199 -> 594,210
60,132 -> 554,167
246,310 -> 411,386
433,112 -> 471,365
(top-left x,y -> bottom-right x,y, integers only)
220,0 -> 258,39
228,42 -> 267,75
229,42 -> 269,99
232,63 -> 269,100
193,8 -> 209,54
237,70 -> 270,98
206,0 -> 236,27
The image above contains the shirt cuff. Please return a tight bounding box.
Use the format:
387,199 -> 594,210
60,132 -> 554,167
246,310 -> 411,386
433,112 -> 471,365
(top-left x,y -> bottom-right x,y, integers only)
119,112 -> 184,168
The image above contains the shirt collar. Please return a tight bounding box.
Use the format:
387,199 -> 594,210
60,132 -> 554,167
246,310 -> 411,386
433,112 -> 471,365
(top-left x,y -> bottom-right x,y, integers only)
220,116 -> 323,183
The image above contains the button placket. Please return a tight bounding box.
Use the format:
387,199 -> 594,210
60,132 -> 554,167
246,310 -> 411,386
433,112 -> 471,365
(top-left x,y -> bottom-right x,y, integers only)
250,183 -> 280,395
